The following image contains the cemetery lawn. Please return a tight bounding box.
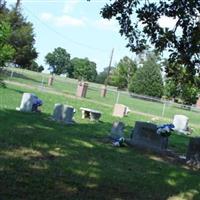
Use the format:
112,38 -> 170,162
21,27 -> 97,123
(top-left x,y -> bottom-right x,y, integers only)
0,84 -> 200,200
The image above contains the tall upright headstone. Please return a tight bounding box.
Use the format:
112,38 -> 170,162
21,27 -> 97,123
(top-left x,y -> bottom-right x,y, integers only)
62,105 -> 75,124
19,93 -> 34,112
76,82 -> 88,98
48,76 -> 54,86
52,104 -> 63,121
101,85 -> 107,97
196,97 -> 200,108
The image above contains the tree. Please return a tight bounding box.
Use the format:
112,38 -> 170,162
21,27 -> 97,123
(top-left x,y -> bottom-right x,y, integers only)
88,0 -> 200,81
95,66 -> 115,84
45,47 -> 72,76
0,20 -> 15,67
129,53 -> 164,98
29,61 -> 44,72
110,56 -> 137,89
0,2 -> 38,69
8,8 -> 38,68
71,57 -> 97,82
164,64 -> 198,105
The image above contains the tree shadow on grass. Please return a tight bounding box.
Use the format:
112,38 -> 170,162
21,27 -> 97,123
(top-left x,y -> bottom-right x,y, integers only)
0,109 -> 200,200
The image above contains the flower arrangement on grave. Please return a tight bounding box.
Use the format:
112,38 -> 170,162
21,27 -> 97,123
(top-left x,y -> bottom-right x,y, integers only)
156,124 -> 175,137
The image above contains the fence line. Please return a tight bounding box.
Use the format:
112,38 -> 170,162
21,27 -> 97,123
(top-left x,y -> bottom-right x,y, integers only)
1,67 -> 200,126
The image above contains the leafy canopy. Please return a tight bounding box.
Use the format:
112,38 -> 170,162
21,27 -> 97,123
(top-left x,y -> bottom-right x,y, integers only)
129,53 -> 164,98
111,56 -> 137,89
0,1 -> 37,69
71,57 -> 97,82
0,20 -> 15,67
45,47 -> 72,75
88,0 -> 200,80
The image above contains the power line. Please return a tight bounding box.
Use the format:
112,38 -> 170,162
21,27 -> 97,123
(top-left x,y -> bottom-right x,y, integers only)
23,5 -> 109,54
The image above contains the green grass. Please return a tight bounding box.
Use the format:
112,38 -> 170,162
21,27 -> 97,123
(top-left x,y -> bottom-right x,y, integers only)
1,83 -> 200,200
3,67 -> 200,128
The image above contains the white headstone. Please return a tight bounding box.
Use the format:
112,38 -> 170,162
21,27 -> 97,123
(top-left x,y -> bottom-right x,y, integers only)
173,115 -> 189,131
19,93 -> 34,112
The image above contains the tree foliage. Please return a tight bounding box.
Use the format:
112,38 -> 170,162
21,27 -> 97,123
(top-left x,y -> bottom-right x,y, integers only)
110,56 -> 137,89
45,47 -> 72,75
0,20 -> 15,67
29,61 -> 44,72
71,57 -> 97,82
164,64 -> 198,105
95,66 -> 115,84
0,1 -> 37,69
89,0 -> 200,81
129,53 -> 164,98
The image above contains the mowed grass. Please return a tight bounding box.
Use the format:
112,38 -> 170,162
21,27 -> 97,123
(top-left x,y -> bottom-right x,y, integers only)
0,84 -> 200,200
3,67 -> 200,127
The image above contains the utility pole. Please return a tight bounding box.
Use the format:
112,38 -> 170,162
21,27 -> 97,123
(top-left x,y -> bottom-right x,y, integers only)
101,48 -> 114,97
16,0 -> 21,9
105,48 -> 114,86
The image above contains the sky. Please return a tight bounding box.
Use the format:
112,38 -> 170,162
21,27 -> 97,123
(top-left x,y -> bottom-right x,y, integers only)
6,0 -> 177,73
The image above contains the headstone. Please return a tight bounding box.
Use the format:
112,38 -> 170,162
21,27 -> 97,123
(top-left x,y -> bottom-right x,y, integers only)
101,85 -> 107,97
109,121 -> 125,139
113,104 -> 127,117
52,104 -> 63,121
196,97 -> 200,108
76,82 -> 88,98
19,93 -> 35,112
129,121 -> 168,152
173,115 -> 189,132
62,105 -> 75,124
186,137 -> 200,167
48,76 -> 54,86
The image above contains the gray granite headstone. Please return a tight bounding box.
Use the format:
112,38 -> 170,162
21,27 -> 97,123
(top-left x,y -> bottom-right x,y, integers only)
62,105 -> 75,124
109,122 -> 125,139
52,104 -> 63,121
186,137 -> 200,167
129,121 -> 168,152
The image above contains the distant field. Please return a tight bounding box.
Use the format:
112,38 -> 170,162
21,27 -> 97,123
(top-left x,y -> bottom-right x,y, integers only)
2,67 -> 200,128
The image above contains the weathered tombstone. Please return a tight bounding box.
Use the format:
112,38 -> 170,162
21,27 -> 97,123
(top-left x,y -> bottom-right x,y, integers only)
173,115 -> 189,132
62,105 -> 75,124
129,121 -> 168,152
186,137 -> 200,167
76,82 -> 88,98
48,75 -> 54,86
113,104 -> 127,117
52,104 -> 63,121
196,97 -> 200,108
101,85 -> 107,97
18,93 -> 34,112
109,121 -> 125,139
